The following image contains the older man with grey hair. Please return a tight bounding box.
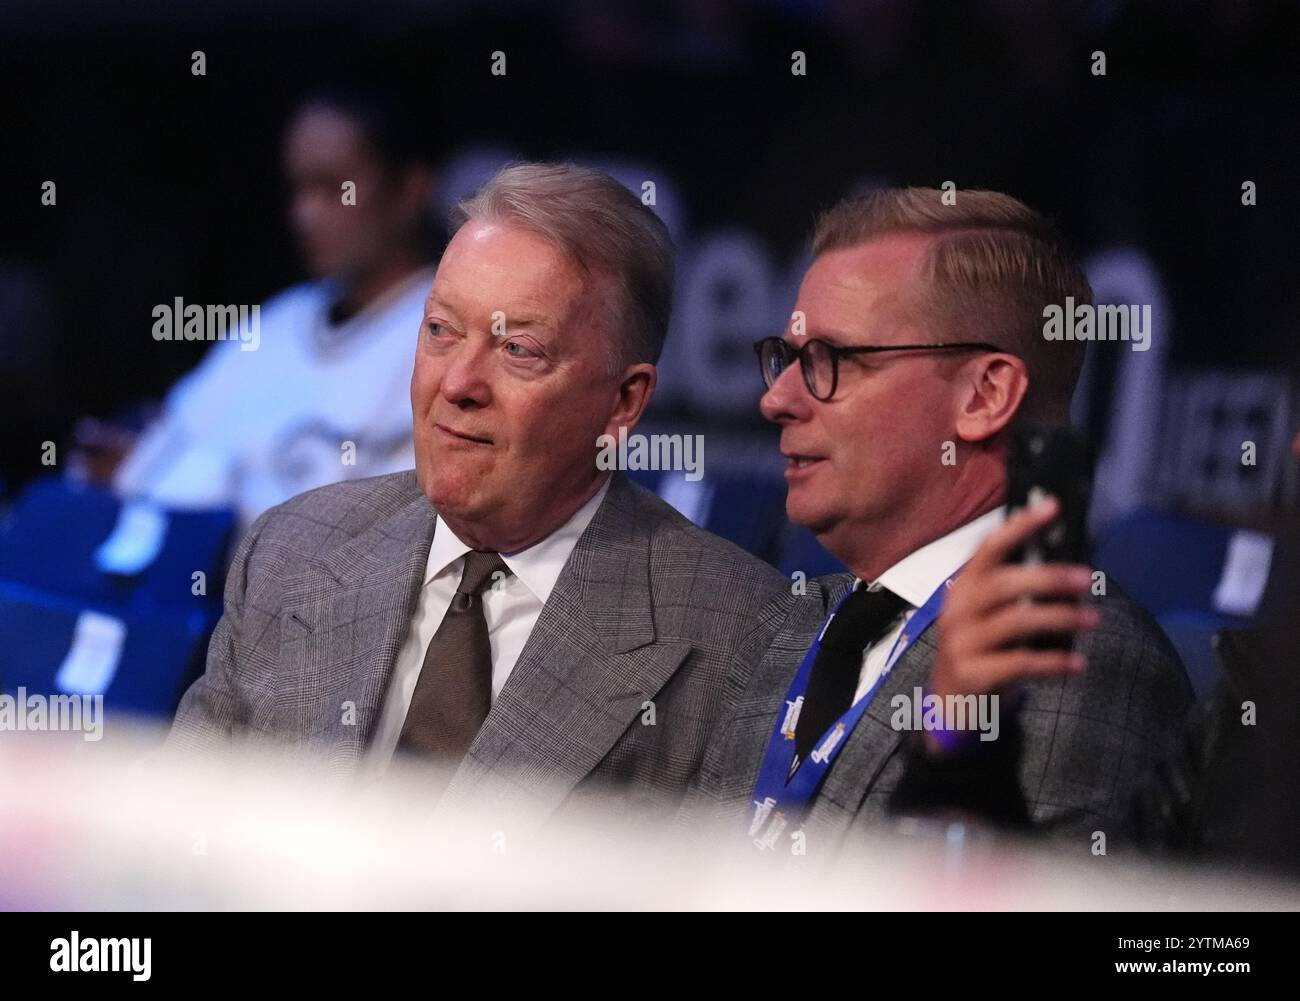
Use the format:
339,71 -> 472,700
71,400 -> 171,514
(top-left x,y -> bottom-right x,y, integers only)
167,163 -> 787,824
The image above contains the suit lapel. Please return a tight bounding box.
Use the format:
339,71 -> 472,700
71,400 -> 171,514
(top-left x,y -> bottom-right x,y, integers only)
441,474 -> 690,816
801,623 -> 938,850
721,579 -> 844,815
736,571 -> 941,853
277,491 -> 436,768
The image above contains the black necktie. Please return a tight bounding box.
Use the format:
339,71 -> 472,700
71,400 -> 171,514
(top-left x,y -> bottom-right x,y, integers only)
793,585 -> 908,766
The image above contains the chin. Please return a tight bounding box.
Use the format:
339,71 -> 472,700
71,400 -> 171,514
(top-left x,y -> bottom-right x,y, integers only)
427,482 -> 479,516
785,494 -> 836,536
785,499 -> 847,553
300,250 -> 336,281
785,506 -> 837,538
417,463 -> 474,513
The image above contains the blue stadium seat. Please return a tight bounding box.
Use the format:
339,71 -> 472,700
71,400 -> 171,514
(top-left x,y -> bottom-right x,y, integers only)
643,471 -> 788,564
1092,507 -> 1237,618
0,582 -> 211,717
0,477 -> 235,718
0,477 -> 235,615
1094,507 -> 1264,695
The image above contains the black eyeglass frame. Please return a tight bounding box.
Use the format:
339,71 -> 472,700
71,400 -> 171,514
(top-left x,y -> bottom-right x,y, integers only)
753,336 -> 1007,401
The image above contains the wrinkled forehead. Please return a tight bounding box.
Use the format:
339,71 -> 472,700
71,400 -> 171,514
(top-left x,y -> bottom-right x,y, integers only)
429,220 -> 615,335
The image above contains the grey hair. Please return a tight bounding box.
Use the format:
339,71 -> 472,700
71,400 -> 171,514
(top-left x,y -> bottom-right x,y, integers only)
451,162 -> 675,376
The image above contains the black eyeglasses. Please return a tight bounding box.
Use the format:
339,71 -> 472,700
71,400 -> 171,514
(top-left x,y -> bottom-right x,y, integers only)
753,336 -> 1005,401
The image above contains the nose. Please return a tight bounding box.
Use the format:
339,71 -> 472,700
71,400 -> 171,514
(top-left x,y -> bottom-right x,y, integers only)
290,189 -> 326,237
440,335 -> 493,409
759,359 -> 814,426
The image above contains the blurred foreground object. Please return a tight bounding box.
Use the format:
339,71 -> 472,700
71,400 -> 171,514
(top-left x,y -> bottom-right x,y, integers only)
2,721 -> 1299,911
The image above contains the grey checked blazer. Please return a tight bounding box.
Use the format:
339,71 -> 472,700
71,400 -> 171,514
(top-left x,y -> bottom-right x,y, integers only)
685,571 -> 1195,854
167,470 -> 788,822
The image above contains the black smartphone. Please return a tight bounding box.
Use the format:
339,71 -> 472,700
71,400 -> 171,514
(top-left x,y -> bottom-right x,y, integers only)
1005,421 -> 1093,649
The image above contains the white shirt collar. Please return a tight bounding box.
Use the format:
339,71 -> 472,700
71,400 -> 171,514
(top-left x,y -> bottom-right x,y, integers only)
857,506 -> 1007,608
424,477 -> 612,604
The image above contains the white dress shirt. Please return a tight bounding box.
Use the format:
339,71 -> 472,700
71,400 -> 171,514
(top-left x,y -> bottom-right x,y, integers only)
850,506 -> 1007,706
366,477 -> 612,770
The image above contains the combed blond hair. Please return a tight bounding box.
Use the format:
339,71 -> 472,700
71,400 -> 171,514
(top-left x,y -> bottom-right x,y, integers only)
812,187 -> 1093,419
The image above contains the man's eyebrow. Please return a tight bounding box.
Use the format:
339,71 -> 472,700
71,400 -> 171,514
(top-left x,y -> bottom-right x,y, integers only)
423,292 -> 557,332
424,292 -> 462,318
505,313 -> 558,333
796,328 -> 855,346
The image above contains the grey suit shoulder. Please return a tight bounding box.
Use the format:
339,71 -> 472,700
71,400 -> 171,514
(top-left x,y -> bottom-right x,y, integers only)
168,469 -> 789,826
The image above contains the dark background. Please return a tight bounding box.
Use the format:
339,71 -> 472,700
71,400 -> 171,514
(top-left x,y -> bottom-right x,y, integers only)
1,0 -> 1298,490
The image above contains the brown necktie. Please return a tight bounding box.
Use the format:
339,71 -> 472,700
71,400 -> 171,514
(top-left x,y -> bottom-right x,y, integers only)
397,550 -> 510,762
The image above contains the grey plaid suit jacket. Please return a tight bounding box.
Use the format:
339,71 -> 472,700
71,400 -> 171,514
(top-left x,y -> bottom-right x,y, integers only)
685,571 -> 1195,854
167,469 -> 788,822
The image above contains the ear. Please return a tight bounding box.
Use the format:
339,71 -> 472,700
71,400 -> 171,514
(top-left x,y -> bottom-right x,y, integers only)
953,353 -> 1029,444
604,363 -> 657,436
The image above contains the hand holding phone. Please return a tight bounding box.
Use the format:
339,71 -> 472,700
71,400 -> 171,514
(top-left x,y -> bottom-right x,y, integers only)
1005,422 -> 1093,649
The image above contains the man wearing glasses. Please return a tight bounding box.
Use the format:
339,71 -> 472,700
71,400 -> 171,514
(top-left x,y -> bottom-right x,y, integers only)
686,188 -> 1191,856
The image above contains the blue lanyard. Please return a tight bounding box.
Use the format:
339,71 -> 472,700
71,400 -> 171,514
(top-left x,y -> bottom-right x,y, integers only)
747,573 -> 958,848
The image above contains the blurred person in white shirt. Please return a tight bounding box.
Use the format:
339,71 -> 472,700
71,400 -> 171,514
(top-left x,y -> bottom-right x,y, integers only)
78,83 -> 440,529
